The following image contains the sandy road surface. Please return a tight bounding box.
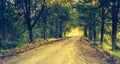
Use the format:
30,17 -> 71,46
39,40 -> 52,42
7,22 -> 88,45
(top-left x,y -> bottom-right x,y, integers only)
4,37 -> 108,64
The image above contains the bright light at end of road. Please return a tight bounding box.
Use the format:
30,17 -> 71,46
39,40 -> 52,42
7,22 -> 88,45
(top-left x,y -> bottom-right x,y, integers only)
66,27 -> 83,37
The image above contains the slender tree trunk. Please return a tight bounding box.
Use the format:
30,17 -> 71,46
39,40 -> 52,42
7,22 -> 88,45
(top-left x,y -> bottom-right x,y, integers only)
0,0 -> 7,42
93,28 -> 96,44
59,21 -> 63,38
34,0 -> 37,26
100,7 -> 105,45
84,25 -> 88,37
111,1 -> 118,50
89,25 -> 93,41
28,26 -> 33,42
24,0 -> 34,42
43,20 -> 47,40
93,14 -> 96,44
88,12 -> 94,41
55,23 -> 58,38
42,0 -> 47,40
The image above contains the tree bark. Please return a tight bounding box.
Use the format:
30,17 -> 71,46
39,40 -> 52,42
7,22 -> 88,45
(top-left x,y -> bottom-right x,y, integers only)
84,25 -> 88,37
89,25 -> 93,41
28,26 -> 33,42
111,1 -> 118,50
24,0 -> 34,42
93,14 -> 96,45
100,7 -> 105,44
55,22 -> 58,38
0,0 -> 7,42
42,0 -> 47,40
43,20 -> 47,40
59,21 -> 63,38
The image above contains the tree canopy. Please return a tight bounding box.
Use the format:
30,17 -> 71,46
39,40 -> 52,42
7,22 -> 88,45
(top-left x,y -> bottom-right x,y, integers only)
0,0 -> 120,51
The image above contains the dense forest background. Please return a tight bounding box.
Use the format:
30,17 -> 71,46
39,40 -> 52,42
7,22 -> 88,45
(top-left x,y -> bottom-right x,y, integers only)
0,0 -> 120,51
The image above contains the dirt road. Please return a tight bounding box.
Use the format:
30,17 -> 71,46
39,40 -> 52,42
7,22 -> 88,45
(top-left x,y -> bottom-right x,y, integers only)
4,37 -> 108,64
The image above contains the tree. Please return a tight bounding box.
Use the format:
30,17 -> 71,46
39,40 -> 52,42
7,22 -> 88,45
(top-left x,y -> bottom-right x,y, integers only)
23,0 -> 34,42
111,0 -> 119,50
99,0 -> 105,44
41,0 -> 47,40
99,0 -> 110,45
0,0 -> 16,42
22,0 -> 45,42
92,12 -> 97,44
51,3 -> 70,38
0,0 -> 6,42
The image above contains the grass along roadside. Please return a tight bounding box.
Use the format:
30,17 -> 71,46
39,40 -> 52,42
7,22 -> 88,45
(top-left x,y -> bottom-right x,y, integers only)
102,43 -> 120,63
0,37 -> 69,60
87,41 -> 120,63
83,37 -> 120,63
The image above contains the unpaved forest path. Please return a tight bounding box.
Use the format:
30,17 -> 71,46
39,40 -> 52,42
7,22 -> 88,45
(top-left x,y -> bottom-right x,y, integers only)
4,37 -> 108,64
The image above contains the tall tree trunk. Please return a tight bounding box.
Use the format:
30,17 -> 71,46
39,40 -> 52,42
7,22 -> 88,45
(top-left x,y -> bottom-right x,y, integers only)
93,27 -> 96,44
24,0 -> 33,42
42,0 -> 47,40
89,25 -> 93,41
111,1 -> 118,50
84,25 -> 88,37
59,21 -> 63,38
100,7 -> 105,45
93,14 -> 96,44
0,0 -> 7,42
88,12 -> 94,41
28,26 -> 33,42
55,22 -> 58,38
43,20 -> 47,40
